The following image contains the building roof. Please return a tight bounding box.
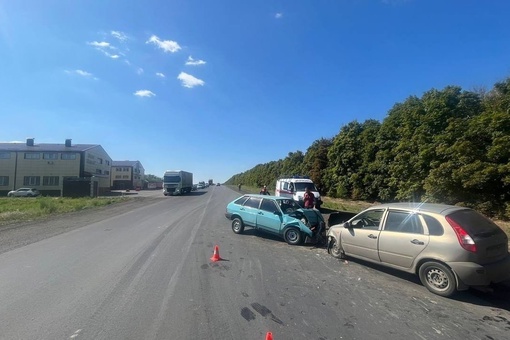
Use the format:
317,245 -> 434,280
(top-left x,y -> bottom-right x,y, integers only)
112,160 -> 142,167
0,142 -> 99,152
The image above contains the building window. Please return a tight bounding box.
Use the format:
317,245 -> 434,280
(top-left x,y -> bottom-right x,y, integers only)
96,169 -> 102,174
0,176 -> 9,186
0,152 -> 10,159
123,167 -> 130,171
24,153 -> 40,159
106,160 -> 110,165
43,153 -> 58,160
116,167 -> 122,171
122,175 -> 129,179
43,176 -> 59,186
98,158 -> 103,164
61,153 -> 77,160
104,170 -> 110,175
115,175 -> 121,179
23,176 -> 40,186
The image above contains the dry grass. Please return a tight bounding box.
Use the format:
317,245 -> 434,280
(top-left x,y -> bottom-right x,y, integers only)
0,196 -> 129,225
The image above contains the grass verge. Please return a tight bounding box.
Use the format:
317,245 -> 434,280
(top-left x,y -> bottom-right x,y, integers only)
0,196 -> 130,225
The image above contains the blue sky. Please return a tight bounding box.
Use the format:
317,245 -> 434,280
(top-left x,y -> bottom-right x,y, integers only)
1,0 -> 509,183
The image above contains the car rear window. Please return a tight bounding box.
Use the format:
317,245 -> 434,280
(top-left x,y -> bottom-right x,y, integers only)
447,209 -> 504,238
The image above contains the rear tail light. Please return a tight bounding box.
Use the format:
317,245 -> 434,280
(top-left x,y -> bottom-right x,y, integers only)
446,216 -> 477,253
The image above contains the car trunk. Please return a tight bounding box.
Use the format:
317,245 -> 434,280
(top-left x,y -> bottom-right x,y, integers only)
447,209 -> 509,265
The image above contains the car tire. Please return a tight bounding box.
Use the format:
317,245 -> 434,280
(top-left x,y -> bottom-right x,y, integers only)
284,227 -> 303,245
328,237 -> 345,259
232,217 -> 245,234
418,261 -> 457,297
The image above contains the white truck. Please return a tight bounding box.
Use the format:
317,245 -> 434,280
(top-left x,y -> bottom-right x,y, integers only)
275,176 -> 322,209
163,170 -> 193,196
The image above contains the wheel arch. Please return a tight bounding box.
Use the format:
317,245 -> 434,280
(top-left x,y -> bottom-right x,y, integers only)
415,258 -> 464,290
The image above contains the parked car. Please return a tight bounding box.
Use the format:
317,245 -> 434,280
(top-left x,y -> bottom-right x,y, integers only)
326,203 -> 510,297
225,194 -> 325,245
7,188 -> 40,197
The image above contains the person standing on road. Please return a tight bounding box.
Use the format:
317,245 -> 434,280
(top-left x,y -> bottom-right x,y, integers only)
238,183 -> 242,191
259,185 -> 270,195
303,187 -> 315,209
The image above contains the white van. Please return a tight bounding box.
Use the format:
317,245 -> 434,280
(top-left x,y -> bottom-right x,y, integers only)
275,176 -> 322,209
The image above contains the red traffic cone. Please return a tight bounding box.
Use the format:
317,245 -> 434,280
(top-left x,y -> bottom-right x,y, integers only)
265,332 -> 273,340
210,245 -> 222,262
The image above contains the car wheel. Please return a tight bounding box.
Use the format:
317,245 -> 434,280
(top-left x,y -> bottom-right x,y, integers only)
232,217 -> 244,234
328,237 -> 345,259
284,228 -> 303,245
418,261 -> 457,297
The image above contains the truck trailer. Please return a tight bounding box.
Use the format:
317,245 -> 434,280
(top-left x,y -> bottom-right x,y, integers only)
163,170 -> 193,196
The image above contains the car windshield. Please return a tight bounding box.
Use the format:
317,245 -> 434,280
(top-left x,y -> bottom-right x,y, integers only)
164,175 -> 181,183
294,182 -> 317,191
276,199 -> 301,214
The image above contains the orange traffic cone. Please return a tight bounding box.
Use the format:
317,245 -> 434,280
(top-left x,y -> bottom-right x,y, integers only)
210,245 -> 222,262
265,332 -> 273,340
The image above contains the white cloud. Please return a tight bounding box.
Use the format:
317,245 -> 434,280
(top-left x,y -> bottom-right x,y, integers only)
110,54 -> 120,59
134,90 -> 155,97
137,68 -> 144,75
111,30 -> 127,41
275,13 -> 283,19
185,56 -> 206,66
146,35 -> 181,53
65,69 -> 98,80
88,41 -> 110,48
156,72 -> 165,78
177,72 -> 204,88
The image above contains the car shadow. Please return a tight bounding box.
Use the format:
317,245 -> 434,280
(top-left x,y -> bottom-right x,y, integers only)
238,228 -> 284,243
340,256 -> 510,311
187,191 -> 208,196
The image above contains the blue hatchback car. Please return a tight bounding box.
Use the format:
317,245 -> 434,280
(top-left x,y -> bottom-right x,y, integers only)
225,194 -> 325,245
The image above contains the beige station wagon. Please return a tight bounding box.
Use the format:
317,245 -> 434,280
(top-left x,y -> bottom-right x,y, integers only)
326,203 -> 510,297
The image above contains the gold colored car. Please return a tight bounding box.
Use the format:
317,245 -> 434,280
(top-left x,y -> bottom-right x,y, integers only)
327,203 -> 510,297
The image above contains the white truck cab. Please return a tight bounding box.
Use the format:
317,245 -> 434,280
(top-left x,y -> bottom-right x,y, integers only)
275,176 -> 322,209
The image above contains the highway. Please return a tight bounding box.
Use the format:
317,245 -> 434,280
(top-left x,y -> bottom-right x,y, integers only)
0,186 -> 509,339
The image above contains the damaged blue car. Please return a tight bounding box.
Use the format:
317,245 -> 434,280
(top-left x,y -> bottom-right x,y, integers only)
225,194 -> 325,245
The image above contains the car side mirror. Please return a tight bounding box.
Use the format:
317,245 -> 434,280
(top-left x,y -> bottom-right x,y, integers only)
343,221 -> 352,229
274,211 -> 282,216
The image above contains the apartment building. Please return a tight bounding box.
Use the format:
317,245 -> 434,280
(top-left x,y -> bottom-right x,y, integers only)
0,138 -> 112,197
111,160 -> 145,190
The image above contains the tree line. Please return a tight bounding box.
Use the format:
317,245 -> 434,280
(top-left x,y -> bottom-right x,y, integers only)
225,77 -> 510,219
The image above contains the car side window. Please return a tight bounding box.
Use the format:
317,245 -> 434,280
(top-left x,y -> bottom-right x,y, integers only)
234,196 -> 249,205
260,199 -> 278,213
244,197 -> 262,209
351,209 -> 384,229
423,215 -> 444,236
384,211 -> 424,234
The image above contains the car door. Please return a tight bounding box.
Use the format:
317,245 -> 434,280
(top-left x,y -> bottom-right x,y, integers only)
240,197 -> 262,227
256,198 -> 282,235
378,210 -> 430,269
341,209 -> 384,262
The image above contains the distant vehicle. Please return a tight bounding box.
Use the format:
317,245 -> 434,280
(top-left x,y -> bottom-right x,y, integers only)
7,188 -> 40,197
275,176 -> 322,209
208,179 -> 214,186
225,194 -> 325,245
163,170 -> 193,196
216,183 -> 220,186
192,184 -> 198,191
198,181 -> 206,189
327,203 -> 510,297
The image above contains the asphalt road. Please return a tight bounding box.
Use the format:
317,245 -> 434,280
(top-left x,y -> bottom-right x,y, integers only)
0,187 -> 509,340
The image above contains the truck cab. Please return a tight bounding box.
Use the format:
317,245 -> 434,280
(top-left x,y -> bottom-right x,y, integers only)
275,176 -> 322,209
